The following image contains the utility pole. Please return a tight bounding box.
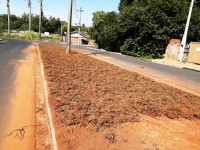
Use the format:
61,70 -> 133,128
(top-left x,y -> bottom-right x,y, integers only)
178,0 -> 195,61
61,21 -> 63,35
28,0 -> 32,33
39,0 -> 43,37
77,7 -> 83,45
7,0 -> 10,35
67,0 -> 73,53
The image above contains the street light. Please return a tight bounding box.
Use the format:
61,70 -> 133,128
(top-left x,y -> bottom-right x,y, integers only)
178,0 -> 195,61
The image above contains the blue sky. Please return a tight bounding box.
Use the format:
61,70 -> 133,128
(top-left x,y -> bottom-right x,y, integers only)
0,0 -> 120,26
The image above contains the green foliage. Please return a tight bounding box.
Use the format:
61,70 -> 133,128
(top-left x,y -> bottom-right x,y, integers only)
91,11 -> 120,52
61,23 -> 67,33
22,31 -> 40,40
1,31 -> 59,42
0,13 -> 91,36
0,13 -> 62,34
91,0 -> 200,59
0,14 -> 8,32
92,11 -> 107,27
1,32 -> 11,38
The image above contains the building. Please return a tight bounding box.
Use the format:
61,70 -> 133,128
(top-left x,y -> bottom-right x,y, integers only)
71,31 -> 89,45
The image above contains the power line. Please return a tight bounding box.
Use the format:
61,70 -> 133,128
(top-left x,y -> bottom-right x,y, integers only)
73,0 -> 78,18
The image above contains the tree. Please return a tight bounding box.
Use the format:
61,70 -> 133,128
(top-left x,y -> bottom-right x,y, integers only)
19,13 -> 29,30
11,15 -> 21,30
91,11 -> 120,51
91,0 -> 200,59
118,0 -> 200,58
0,15 -> 7,34
0,14 -> 64,34
61,22 -> 68,33
31,15 -> 39,32
119,0 -> 148,10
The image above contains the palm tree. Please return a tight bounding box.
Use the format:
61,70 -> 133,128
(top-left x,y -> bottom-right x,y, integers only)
39,0 -> 43,37
7,0 -> 10,34
28,0 -> 32,32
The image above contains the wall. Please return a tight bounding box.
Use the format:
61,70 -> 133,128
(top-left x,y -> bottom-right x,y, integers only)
188,42 -> 200,64
165,39 -> 181,60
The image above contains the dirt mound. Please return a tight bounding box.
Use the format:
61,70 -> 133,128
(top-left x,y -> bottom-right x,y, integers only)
39,44 -> 200,130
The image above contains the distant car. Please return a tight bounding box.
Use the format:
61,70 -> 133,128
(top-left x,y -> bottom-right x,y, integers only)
82,38 -> 89,45
0,39 -> 3,44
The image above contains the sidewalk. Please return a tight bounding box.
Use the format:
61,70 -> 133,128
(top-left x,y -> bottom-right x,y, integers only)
151,58 -> 200,71
73,48 -> 200,97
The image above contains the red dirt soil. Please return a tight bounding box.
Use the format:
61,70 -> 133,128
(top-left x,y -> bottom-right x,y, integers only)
39,44 -> 200,149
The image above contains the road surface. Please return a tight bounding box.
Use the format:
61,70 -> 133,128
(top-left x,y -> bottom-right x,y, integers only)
0,38 -> 31,132
73,44 -> 200,82
72,44 -> 200,95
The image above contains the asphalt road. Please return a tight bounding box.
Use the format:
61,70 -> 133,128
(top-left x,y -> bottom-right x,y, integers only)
0,38 -> 31,130
74,44 -> 200,86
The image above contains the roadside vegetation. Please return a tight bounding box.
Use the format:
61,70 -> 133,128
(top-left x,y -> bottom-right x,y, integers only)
0,13 -> 86,34
0,13 -> 90,42
90,0 -> 200,59
1,31 -> 60,42
0,13 -> 61,33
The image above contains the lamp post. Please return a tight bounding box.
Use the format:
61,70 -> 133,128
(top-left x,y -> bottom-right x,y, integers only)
178,0 -> 195,61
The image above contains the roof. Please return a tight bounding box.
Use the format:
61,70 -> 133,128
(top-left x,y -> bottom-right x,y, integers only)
71,31 -> 86,38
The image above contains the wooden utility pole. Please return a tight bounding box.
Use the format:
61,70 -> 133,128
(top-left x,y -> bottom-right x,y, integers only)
67,0 -> 73,53
28,0 -> 32,33
39,0 -> 43,37
178,0 -> 195,61
61,21 -> 63,35
77,7 -> 83,45
7,0 -> 10,35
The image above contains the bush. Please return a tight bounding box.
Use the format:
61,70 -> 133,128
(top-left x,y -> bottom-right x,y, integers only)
23,31 -> 40,40
91,0 -> 200,59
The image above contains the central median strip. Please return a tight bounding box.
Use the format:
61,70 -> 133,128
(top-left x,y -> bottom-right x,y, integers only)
38,43 -> 200,149
37,44 -> 58,150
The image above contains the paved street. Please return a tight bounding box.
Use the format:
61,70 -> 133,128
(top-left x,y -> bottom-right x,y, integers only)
74,44 -> 200,82
73,44 -> 200,96
0,38 -> 31,130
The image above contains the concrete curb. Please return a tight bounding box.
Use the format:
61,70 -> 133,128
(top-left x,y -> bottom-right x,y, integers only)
36,44 -> 58,150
